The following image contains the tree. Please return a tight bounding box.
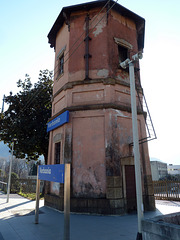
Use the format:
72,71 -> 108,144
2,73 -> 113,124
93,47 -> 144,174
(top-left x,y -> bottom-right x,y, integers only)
0,70 -> 53,164
10,172 -> 20,193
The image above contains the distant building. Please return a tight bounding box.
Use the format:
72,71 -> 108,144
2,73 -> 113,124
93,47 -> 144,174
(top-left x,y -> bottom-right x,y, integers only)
150,161 -> 168,181
168,165 -> 180,175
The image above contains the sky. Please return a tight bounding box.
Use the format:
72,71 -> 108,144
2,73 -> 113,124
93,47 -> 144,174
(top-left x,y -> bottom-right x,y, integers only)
0,0 -> 180,165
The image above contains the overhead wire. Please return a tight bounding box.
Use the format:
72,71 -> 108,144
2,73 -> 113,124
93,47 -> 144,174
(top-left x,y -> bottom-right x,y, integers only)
17,71 -> 53,117
53,0 -> 118,79
17,0 -> 116,117
5,71 -> 53,126
17,0 -> 118,117
2,72 -> 53,139
4,0 -> 119,139
52,0 -> 112,76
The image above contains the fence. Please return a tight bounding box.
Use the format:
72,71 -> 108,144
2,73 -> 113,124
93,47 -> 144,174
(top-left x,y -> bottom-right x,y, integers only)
13,179 -> 44,193
0,181 -> 7,192
0,178 -> 44,194
153,180 -> 180,201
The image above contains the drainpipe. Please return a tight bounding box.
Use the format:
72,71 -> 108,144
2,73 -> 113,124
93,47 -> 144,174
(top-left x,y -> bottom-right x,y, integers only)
84,14 -> 91,80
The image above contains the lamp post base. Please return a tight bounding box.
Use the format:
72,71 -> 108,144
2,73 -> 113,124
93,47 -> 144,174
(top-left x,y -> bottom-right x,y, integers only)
136,232 -> 143,240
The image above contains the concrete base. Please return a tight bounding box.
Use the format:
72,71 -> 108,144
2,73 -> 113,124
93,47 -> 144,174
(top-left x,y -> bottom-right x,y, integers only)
142,212 -> 180,240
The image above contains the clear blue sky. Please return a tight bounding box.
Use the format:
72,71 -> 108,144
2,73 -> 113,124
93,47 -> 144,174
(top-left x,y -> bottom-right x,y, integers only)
0,0 -> 180,165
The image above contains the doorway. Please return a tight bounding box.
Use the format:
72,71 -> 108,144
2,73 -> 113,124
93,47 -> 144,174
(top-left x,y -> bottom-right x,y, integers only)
125,165 -> 136,212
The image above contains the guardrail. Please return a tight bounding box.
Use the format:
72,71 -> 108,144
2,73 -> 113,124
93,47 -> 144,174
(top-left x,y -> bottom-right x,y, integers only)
153,180 -> 180,201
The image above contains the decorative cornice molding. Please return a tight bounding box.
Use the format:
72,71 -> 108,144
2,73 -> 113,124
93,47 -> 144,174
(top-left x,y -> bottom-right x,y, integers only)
52,78 -> 133,100
48,102 -> 144,122
114,37 -> 133,50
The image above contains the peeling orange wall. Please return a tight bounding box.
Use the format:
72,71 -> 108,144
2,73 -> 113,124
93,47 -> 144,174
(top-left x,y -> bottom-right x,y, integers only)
47,7 -> 152,200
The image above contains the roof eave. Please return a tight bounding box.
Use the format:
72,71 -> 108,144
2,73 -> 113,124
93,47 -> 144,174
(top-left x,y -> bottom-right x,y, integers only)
47,0 -> 145,50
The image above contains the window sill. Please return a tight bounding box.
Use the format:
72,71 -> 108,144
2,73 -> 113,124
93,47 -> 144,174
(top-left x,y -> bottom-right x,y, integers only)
118,66 -> 129,73
56,73 -> 64,81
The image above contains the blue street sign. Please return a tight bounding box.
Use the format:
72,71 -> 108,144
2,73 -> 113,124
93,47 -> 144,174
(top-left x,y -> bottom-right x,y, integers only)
38,164 -> 65,183
47,111 -> 69,132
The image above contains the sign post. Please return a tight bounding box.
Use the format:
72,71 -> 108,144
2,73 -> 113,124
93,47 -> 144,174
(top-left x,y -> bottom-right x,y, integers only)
35,164 -> 70,239
35,166 -> 40,224
64,164 -> 70,240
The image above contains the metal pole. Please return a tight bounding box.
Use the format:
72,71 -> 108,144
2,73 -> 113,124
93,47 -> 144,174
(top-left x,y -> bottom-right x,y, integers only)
1,95 -> 5,113
129,62 -> 144,240
64,163 -> 70,240
35,166 -> 40,224
7,141 -> 14,203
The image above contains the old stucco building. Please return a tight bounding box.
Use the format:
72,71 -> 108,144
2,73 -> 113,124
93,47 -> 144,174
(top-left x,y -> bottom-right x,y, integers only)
45,0 -> 155,214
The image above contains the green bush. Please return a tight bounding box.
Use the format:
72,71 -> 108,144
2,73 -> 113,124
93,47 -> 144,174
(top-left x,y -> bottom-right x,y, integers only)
11,172 -> 20,193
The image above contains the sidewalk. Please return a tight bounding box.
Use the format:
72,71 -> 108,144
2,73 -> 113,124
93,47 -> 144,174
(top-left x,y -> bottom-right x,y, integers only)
0,192 -> 180,240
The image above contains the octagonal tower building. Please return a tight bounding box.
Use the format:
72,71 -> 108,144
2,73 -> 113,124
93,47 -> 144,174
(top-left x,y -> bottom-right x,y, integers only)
45,0 -> 155,214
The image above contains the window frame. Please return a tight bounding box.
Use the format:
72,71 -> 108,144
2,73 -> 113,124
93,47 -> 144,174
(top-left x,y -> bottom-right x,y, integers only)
118,45 -> 129,65
114,37 -> 132,69
58,54 -> 64,76
56,45 -> 66,79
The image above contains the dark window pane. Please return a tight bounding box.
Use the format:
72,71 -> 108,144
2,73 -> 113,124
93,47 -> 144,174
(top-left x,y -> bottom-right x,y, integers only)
59,54 -> 64,75
55,142 -> 61,164
118,45 -> 128,63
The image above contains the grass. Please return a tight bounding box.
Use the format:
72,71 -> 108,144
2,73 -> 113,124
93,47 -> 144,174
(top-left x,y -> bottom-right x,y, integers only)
18,191 -> 44,201
1,187 -> 44,201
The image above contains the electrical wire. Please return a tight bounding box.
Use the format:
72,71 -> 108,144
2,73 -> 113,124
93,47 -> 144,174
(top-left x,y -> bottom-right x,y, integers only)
3,0 -> 119,140
63,0 -> 111,60
20,0 -> 116,114
51,0 -> 112,78
17,0 -> 118,116
11,71 -> 53,121
53,0 -> 118,79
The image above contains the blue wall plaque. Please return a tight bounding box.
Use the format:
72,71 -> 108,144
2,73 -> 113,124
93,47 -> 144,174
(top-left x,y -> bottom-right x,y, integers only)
47,111 -> 69,132
38,164 -> 64,183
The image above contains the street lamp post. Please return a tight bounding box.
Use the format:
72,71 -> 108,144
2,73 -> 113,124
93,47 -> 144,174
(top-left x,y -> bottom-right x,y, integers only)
120,52 -> 144,240
7,140 -> 15,203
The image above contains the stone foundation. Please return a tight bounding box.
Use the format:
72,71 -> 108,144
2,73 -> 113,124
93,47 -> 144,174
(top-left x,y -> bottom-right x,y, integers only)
44,173 -> 155,215
45,194 -> 125,215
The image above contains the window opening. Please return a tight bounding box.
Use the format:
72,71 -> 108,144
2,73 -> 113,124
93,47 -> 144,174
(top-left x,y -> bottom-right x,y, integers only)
59,54 -> 64,75
118,45 -> 128,64
55,142 -> 61,164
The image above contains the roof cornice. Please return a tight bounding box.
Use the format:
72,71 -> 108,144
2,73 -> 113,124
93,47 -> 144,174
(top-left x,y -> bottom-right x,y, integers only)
47,0 -> 145,50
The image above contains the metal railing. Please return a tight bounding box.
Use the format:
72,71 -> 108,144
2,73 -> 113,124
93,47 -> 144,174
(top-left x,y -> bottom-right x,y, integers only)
153,180 -> 180,201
